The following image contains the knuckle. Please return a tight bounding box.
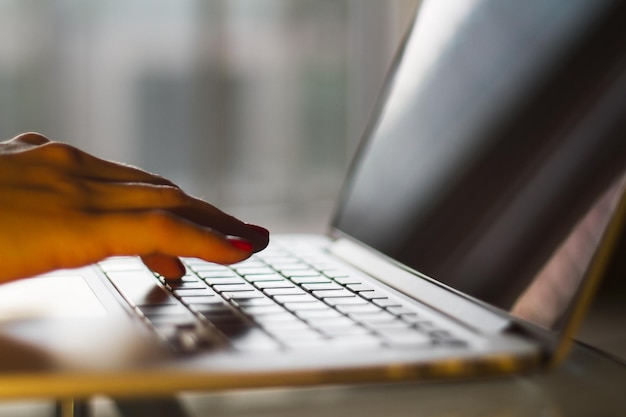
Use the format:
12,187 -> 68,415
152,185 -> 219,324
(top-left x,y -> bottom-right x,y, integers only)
39,142 -> 86,165
157,185 -> 188,205
15,132 -> 50,146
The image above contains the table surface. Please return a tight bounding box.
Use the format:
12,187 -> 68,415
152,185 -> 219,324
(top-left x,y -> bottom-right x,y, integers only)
0,342 -> 624,417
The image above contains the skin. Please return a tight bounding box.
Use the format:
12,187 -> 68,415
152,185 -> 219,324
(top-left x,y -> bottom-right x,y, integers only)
0,132 -> 270,283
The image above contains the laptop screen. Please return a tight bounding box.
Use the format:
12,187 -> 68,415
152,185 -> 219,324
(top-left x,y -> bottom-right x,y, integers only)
333,0 -> 626,328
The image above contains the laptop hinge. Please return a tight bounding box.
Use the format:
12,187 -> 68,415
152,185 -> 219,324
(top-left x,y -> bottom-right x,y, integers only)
328,237 -> 512,334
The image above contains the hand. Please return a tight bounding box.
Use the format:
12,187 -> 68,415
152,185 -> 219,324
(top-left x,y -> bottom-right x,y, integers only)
0,133 -> 270,283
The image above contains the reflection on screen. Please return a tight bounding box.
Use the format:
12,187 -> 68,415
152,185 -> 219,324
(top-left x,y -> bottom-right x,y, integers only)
334,0 -> 625,328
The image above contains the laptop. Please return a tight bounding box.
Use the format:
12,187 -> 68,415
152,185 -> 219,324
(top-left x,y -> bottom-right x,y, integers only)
0,0 -> 625,399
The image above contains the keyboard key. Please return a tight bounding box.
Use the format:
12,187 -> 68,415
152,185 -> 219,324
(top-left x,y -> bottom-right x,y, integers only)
222,291 -> 265,300
273,294 -> 318,304
261,256 -> 301,265
272,263 -> 311,272
290,276 -> 332,284
203,277 -> 247,286
245,274 -> 285,282
166,281 -> 207,290
195,270 -> 239,279
270,326 -> 325,341
144,314 -> 196,327
367,320 -> 413,331
213,283 -> 254,293
301,283 -> 343,291
241,305 -> 287,316
332,276 -> 362,285
254,312 -> 302,325
229,297 -> 276,308
284,302 -> 331,312
236,267 -> 276,275
346,284 -> 375,292
349,311 -> 399,325
312,289 -> 355,298
212,319 -> 255,338
263,324 -> 315,339
263,287 -> 306,296
400,314 -> 426,324
320,325 -> 371,337
190,264 -> 233,273
162,275 -> 200,283
282,269 -> 322,278
174,288 -> 217,297
306,316 -> 356,328
336,304 -> 383,314
386,306 -> 418,316
253,280 -> 294,289
232,260 -> 266,269
294,309 -> 343,320
180,296 -> 223,304
139,304 -> 190,316
320,269 -> 350,278
358,291 -> 388,300
324,297 -> 369,307
373,298 -> 403,308
189,303 -> 233,316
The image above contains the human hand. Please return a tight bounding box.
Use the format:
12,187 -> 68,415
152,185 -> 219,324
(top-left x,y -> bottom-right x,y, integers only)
0,133 -> 269,283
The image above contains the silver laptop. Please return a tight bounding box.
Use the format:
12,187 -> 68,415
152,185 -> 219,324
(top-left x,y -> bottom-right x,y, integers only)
0,0 -> 625,399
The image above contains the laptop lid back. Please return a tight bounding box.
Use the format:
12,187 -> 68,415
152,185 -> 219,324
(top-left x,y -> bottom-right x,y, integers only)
332,0 -> 626,334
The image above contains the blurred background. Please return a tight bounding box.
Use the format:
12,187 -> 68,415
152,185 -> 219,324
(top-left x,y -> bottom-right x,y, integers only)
0,0 -> 419,232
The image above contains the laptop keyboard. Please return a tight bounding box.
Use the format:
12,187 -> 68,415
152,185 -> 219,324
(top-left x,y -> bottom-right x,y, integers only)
100,240 -> 466,353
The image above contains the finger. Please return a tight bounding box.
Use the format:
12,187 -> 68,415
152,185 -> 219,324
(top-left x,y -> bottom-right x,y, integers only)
170,205 -> 270,253
81,181 -> 270,252
140,254 -> 187,279
81,181 -> 191,211
91,210 -> 256,265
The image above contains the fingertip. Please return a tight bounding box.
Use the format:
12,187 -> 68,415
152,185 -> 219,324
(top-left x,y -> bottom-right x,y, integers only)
141,254 -> 186,279
245,223 -> 270,252
247,224 -> 270,239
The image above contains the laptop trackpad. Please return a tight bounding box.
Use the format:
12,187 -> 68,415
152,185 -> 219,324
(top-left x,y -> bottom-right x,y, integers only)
0,275 -> 108,321
0,275 -> 169,371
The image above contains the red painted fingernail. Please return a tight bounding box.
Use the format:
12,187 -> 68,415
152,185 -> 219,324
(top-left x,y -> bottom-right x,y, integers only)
227,237 -> 253,252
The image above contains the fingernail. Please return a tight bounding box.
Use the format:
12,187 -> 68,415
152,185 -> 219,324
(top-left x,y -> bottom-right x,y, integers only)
247,224 -> 270,238
227,237 -> 254,252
